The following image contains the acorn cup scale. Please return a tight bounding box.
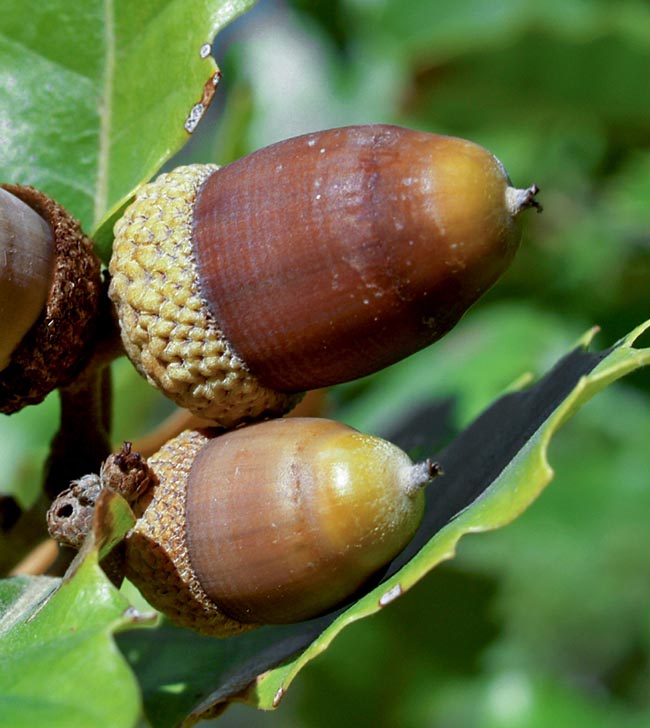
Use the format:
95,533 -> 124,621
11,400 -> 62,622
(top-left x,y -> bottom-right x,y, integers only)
109,124 -> 540,427
0,184 -> 102,413
47,418 -> 440,636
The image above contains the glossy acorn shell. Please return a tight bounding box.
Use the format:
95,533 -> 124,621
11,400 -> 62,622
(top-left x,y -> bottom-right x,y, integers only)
185,417 -> 426,625
0,187 -> 54,371
193,124 -> 524,392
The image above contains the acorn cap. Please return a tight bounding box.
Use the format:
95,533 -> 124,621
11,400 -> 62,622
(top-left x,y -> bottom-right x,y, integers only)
124,428 -> 254,637
108,165 -> 300,427
0,184 -> 102,414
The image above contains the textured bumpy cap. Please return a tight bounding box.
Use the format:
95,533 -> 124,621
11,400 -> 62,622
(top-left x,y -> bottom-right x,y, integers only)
108,165 -> 300,427
0,184 -> 102,413
124,428 -> 255,637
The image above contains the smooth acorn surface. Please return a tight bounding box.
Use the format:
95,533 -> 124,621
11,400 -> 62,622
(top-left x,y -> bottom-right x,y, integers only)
185,417 -> 435,625
193,124 -> 538,392
0,188 -> 54,370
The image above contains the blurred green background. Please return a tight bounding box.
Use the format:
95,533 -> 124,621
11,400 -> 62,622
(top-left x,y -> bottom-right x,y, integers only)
3,0 -> 649,725
190,1 -> 650,725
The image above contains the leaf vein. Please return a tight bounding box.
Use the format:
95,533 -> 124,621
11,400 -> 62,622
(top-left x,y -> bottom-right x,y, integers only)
95,0 -> 115,226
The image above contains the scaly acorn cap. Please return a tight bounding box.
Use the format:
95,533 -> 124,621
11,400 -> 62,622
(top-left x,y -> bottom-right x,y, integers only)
123,428 -> 255,637
108,164 -> 300,428
48,430 -> 252,636
0,184 -> 102,414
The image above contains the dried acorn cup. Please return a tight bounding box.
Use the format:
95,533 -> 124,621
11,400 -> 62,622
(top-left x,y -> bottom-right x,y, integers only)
47,417 -> 441,636
0,185 -> 102,413
109,124 -> 540,427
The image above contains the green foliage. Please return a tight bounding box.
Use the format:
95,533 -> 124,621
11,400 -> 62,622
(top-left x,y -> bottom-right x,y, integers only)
0,0 -> 255,260
1,0 -> 649,726
4,325 -> 647,727
0,491 -> 144,728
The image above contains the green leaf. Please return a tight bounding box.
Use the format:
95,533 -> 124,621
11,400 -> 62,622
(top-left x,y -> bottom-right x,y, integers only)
120,322 -> 650,726
0,489 -> 152,728
453,376 -> 650,694
0,391 -> 59,508
0,0 -> 256,261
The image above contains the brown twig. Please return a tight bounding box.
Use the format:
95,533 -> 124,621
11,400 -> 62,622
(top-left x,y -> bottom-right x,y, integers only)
129,388 -> 331,458
44,285 -> 125,500
129,408 -> 214,459
8,537 -> 59,576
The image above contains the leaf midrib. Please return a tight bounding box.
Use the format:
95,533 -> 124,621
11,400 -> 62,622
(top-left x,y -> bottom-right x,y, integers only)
94,0 -> 115,227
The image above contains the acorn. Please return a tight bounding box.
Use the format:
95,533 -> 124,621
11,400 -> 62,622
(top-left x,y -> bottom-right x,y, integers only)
108,124 -> 540,427
0,184 -> 102,413
47,417 -> 440,636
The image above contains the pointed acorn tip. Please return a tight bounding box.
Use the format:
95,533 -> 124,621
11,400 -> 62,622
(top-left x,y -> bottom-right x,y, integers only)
506,184 -> 543,217
404,458 -> 444,496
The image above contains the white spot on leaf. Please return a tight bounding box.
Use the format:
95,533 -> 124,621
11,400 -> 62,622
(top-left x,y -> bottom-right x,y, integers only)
184,103 -> 205,133
273,686 -> 285,707
379,583 -> 403,607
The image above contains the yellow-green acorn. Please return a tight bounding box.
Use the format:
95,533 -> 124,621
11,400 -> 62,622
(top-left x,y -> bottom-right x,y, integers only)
48,417 -> 440,636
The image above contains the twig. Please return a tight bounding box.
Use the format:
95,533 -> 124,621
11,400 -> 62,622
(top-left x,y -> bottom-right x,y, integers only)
8,538 -> 59,576
44,286 -> 124,500
129,388 -> 330,458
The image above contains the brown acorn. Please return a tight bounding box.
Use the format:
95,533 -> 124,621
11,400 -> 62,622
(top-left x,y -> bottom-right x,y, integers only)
47,417 -> 440,636
0,184 -> 102,413
109,124 -> 540,426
